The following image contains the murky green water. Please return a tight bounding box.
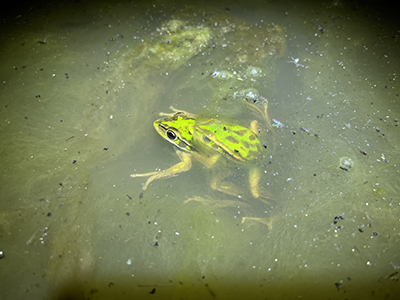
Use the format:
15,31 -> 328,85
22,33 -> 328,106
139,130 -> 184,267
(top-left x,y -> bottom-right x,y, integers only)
1,0 -> 399,299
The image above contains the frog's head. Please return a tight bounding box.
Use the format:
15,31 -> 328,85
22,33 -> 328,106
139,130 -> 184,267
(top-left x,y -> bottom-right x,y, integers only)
154,112 -> 196,152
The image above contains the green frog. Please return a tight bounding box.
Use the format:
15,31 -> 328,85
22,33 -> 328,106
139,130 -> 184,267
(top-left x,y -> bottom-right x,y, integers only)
131,100 -> 273,200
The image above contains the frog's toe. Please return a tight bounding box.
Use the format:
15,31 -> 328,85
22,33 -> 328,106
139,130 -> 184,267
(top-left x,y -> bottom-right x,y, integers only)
184,196 -> 248,208
241,217 -> 274,230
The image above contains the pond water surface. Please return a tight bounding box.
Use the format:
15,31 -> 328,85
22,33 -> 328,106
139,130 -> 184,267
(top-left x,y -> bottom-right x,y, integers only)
0,0 -> 399,299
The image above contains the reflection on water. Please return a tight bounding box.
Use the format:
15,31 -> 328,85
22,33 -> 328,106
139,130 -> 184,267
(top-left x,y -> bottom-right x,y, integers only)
0,0 -> 399,299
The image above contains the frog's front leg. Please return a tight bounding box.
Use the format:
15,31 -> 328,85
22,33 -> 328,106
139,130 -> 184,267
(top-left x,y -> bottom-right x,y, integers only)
192,152 -> 220,169
131,148 -> 192,190
159,106 -> 196,119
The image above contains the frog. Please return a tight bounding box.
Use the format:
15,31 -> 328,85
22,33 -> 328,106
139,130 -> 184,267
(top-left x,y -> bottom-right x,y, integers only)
131,99 -> 273,201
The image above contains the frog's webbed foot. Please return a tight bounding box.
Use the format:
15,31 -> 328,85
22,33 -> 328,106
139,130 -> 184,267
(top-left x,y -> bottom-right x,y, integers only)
241,217 -> 274,230
184,196 -> 248,208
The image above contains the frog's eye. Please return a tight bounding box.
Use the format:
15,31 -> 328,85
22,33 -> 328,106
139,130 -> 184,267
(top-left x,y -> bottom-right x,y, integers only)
166,130 -> 177,140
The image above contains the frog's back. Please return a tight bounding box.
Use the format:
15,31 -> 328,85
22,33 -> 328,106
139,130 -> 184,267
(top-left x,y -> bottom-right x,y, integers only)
194,119 -> 263,161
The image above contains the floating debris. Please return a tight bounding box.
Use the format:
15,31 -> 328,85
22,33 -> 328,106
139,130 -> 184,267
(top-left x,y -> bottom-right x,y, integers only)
339,157 -> 354,172
300,126 -> 309,132
333,215 -> 345,225
386,272 -> 398,280
272,119 -> 285,128
366,212 -> 372,227
26,228 -> 40,245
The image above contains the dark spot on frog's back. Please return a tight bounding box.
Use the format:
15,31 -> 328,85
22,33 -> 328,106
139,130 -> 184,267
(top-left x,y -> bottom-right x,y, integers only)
234,129 -> 247,136
225,136 -> 239,144
248,135 -> 256,141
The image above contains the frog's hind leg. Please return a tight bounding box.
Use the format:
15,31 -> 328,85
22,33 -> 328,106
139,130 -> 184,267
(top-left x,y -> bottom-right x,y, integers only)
244,99 -> 272,130
249,166 -> 272,204
261,102 -> 273,129
210,169 -> 244,198
249,166 -> 261,199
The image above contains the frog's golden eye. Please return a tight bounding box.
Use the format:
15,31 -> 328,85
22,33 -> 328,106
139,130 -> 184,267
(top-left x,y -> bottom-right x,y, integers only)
166,130 -> 177,140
